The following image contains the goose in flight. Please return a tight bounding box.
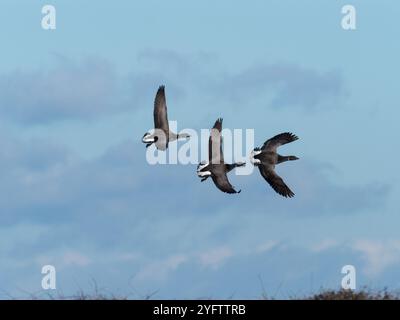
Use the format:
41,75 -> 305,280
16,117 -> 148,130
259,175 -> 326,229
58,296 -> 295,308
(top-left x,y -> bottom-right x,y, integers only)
250,132 -> 299,198
142,85 -> 190,150
197,118 -> 245,194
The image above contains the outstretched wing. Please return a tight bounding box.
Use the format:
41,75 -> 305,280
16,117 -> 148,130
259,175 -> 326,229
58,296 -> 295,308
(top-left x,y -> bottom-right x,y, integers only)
262,132 -> 298,152
153,85 -> 169,133
211,171 -> 240,194
209,118 -> 224,164
258,165 -> 294,198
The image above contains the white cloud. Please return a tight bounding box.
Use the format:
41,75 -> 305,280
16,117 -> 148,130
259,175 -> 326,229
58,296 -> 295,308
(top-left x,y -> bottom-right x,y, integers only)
135,254 -> 188,282
255,240 -> 279,254
352,240 -> 400,276
35,250 -> 92,269
62,251 -> 92,267
310,239 -> 339,253
198,247 -> 233,269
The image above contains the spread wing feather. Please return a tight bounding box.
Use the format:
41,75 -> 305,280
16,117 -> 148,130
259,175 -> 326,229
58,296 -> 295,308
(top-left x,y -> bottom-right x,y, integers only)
153,85 -> 169,133
258,165 -> 294,198
211,172 -> 240,194
262,132 -> 298,152
209,118 -> 224,164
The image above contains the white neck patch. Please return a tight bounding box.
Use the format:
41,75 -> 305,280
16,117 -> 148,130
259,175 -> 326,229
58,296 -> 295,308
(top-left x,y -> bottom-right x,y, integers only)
250,150 -> 262,165
197,162 -> 209,172
197,170 -> 211,177
142,135 -> 155,143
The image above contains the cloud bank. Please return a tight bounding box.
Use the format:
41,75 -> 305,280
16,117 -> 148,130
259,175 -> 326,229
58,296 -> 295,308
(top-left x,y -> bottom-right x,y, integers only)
0,51 -> 348,126
0,134 -> 392,297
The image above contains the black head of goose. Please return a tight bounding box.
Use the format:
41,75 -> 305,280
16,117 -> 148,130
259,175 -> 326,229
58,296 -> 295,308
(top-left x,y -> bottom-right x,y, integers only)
250,132 -> 299,198
142,85 -> 191,150
197,118 -> 245,194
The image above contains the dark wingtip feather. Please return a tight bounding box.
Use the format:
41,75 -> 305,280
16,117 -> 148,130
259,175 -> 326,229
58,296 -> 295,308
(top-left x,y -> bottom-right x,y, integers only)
288,132 -> 299,141
212,118 -> 223,131
157,85 -> 165,94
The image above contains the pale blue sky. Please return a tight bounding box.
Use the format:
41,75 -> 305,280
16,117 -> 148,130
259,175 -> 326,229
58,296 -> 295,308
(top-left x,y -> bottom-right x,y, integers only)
0,0 -> 399,298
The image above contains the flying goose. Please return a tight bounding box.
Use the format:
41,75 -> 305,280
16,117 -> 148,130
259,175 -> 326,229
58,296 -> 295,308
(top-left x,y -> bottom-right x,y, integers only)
250,132 -> 299,198
197,118 -> 245,194
142,85 -> 190,150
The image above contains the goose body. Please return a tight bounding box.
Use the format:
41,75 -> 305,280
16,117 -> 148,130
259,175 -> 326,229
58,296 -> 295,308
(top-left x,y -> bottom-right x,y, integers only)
197,118 -> 245,194
251,132 -> 299,198
142,85 -> 190,150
